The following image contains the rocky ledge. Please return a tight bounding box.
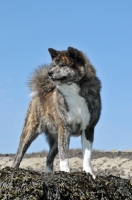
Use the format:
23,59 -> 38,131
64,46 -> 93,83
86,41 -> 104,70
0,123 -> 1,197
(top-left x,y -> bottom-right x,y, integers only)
0,167 -> 132,200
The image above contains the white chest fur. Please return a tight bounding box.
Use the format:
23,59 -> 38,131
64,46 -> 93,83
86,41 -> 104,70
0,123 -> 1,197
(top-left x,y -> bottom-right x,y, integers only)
57,83 -> 90,134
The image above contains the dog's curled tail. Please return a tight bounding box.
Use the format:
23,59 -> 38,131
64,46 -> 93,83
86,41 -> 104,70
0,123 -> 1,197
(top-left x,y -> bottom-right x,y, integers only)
27,65 -> 55,98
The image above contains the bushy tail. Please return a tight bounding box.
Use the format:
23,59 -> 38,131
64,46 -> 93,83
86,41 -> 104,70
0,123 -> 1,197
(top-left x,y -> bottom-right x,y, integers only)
27,65 -> 55,98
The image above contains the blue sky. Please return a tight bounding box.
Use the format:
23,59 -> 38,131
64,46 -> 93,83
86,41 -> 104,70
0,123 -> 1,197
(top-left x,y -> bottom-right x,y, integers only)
0,1 -> 132,153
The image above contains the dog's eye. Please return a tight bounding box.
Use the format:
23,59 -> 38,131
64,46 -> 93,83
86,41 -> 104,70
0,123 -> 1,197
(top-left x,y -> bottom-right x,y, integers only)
60,64 -> 66,67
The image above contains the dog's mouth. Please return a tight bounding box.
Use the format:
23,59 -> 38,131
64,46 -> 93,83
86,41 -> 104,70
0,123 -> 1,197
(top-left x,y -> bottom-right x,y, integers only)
51,76 -> 67,81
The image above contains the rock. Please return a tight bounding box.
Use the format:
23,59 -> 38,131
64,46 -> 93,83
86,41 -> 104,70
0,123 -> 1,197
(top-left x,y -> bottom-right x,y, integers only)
0,167 -> 132,199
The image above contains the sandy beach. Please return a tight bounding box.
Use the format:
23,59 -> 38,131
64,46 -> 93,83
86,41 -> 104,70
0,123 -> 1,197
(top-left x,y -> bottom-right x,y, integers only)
0,149 -> 132,179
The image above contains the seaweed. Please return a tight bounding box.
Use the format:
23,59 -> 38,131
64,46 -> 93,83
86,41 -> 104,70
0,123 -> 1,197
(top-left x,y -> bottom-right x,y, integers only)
0,167 -> 132,200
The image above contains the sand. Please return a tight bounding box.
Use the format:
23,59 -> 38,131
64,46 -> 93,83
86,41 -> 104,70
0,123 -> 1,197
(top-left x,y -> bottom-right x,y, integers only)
0,149 -> 132,179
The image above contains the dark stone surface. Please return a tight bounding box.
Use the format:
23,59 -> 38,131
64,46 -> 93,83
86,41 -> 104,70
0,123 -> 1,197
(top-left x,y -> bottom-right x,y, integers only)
0,167 -> 132,200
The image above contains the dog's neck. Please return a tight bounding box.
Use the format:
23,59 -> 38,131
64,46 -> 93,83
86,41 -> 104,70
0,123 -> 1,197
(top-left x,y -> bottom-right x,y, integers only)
57,83 -> 80,96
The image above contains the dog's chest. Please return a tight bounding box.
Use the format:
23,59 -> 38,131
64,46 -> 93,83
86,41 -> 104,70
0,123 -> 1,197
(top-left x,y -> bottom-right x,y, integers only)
57,84 -> 90,133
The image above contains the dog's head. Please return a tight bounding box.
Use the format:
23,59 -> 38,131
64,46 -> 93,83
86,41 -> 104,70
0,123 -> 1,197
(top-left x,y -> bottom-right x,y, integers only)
48,47 -> 86,84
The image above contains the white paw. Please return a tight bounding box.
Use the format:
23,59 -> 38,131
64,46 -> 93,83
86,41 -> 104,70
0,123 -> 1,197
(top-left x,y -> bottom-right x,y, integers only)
92,174 -> 96,179
83,169 -> 96,179
83,164 -> 96,179
60,159 -> 70,172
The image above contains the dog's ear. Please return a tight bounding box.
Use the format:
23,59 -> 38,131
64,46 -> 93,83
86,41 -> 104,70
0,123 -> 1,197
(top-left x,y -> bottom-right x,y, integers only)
67,47 -> 78,59
48,48 -> 59,59
68,47 -> 85,65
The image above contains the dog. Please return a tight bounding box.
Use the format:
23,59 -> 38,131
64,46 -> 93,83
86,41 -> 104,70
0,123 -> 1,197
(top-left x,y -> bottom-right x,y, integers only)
12,47 -> 101,178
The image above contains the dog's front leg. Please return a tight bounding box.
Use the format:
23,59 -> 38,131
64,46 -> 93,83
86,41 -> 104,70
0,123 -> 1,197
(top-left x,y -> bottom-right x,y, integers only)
56,91 -> 71,172
81,127 -> 95,179
58,123 -> 71,172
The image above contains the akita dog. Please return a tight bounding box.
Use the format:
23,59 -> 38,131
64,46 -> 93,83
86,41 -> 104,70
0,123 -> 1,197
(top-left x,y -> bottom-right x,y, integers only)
12,47 -> 101,178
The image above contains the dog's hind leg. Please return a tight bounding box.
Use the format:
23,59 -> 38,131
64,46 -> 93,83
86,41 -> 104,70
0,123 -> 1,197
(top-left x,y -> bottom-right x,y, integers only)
12,101 -> 42,168
46,135 -> 58,172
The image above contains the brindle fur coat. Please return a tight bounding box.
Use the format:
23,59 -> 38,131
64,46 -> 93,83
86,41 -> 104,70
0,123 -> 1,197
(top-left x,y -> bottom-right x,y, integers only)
12,47 -> 101,178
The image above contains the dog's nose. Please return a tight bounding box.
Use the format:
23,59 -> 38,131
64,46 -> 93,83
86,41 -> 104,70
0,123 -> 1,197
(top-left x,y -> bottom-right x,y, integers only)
48,71 -> 53,76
